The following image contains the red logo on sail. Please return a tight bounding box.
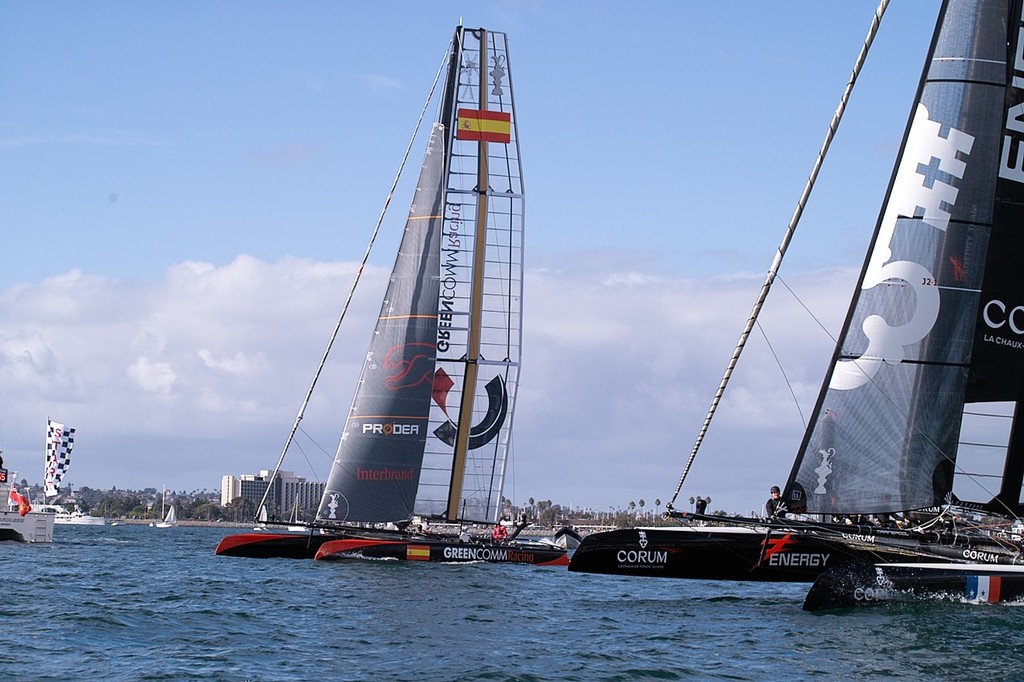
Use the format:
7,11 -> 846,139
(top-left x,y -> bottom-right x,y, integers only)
383,343 -> 436,391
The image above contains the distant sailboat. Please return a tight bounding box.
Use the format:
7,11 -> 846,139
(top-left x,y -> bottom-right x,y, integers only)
216,25 -> 567,566
152,487 -> 176,528
156,505 -> 176,528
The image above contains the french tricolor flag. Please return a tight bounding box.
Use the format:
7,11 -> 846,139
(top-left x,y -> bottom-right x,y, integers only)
966,575 -> 1002,603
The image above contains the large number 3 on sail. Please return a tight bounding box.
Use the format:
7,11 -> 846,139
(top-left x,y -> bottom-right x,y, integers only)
215,26 -> 567,566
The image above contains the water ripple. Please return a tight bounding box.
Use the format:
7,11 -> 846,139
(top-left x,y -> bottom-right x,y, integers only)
7,526 -> 1024,680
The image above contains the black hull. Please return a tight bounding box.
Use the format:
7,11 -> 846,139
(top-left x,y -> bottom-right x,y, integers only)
314,536 -> 568,566
568,521 -> 1023,583
804,562 -> 1024,611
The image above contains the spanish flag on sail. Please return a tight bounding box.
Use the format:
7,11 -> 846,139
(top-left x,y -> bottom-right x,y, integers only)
455,108 -> 511,143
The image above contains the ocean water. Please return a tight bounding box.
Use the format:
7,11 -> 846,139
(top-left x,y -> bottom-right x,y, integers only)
6,524 -> 1024,681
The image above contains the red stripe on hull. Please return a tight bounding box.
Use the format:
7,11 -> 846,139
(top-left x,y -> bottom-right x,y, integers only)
315,538 -> 567,566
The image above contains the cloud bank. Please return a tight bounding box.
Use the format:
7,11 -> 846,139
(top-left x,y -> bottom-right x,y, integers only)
0,254 -> 854,513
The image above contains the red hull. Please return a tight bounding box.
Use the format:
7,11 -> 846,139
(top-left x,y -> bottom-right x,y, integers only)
215,532 -> 338,559
314,537 -> 569,566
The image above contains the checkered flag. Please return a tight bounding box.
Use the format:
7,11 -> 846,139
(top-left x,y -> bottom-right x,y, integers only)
44,418 -> 75,497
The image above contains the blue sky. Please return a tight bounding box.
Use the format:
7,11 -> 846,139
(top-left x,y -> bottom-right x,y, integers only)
0,1 -> 942,514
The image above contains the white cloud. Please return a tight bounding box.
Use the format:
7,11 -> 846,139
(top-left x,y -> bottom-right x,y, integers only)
0,254 -> 856,515
197,349 -> 264,375
127,356 -> 177,394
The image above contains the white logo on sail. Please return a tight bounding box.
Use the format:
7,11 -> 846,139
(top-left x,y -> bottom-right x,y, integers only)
1000,6 -> 1024,183
832,103 -> 974,390
638,530 -> 648,549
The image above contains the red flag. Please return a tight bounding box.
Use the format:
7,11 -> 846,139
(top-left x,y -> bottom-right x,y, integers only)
8,487 -> 30,516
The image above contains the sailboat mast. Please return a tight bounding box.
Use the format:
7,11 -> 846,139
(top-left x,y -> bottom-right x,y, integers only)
664,1 -> 890,509
445,28 -> 490,520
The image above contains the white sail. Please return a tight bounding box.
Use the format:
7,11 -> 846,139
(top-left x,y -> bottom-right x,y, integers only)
156,505 -> 176,528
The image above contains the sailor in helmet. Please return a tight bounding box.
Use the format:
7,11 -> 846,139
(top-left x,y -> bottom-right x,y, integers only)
765,486 -> 787,519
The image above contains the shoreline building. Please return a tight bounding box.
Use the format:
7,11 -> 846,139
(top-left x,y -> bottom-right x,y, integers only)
220,470 -> 324,520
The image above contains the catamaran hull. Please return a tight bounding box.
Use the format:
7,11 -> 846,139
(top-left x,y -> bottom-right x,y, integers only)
568,524 -> 1020,582
0,510 -> 54,543
314,537 -> 569,566
215,532 -> 339,559
569,526 -> 848,582
803,562 -> 1024,611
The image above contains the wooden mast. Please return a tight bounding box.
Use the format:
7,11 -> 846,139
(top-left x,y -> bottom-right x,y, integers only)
446,28 -> 490,520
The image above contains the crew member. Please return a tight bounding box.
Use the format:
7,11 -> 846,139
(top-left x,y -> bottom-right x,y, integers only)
765,486 -> 786,518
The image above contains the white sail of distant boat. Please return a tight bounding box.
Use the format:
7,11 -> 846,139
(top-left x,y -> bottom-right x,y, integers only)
153,487 -> 176,528
156,505 -> 176,528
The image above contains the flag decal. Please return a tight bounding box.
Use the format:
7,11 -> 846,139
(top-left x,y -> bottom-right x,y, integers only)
407,545 -> 431,561
456,108 -> 511,143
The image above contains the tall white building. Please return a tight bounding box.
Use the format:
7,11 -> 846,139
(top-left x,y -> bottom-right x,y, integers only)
220,470 -> 324,520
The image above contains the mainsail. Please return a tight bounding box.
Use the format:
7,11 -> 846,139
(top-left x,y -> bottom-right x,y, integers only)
44,418 -> 75,498
316,27 -> 523,525
786,0 -> 1024,515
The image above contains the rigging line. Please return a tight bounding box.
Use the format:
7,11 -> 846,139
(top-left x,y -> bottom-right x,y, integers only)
963,409 -> 1013,418
291,424 -> 337,482
255,42 -> 451,518
960,441 -> 1011,450
666,0 -> 890,510
754,319 -> 806,429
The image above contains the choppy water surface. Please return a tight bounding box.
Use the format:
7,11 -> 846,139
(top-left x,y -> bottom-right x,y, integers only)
6,525 -> 1024,680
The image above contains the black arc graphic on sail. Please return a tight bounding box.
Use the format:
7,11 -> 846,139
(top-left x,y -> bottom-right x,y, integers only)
432,370 -> 508,449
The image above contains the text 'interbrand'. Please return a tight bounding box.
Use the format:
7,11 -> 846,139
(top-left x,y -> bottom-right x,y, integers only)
355,467 -> 415,481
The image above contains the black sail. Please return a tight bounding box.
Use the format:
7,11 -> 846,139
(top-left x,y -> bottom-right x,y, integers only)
786,0 -> 1013,515
967,0 -> 1024,513
315,122 -> 446,524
